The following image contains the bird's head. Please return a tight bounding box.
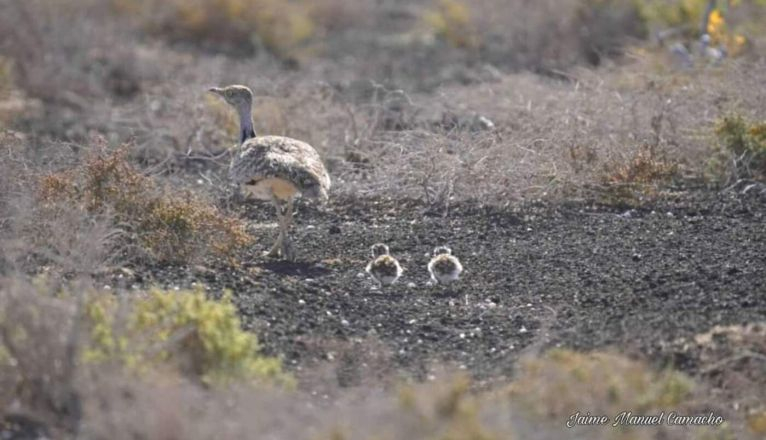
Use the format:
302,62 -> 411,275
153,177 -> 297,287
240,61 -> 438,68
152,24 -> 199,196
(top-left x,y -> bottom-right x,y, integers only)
371,243 -> 390,258
209,85 -> 256,144
432,246 -> 452,256
208,85 -> 253,111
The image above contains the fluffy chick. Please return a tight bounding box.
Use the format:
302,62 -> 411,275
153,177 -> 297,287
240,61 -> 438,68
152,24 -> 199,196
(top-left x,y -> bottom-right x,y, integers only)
365,243 -> 403,287
427,246 -> 463,284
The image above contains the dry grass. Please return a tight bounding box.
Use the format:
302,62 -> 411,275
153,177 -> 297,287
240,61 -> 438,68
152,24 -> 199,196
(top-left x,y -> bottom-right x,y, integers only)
670,322 -> 766,437
2,0 -> 764,207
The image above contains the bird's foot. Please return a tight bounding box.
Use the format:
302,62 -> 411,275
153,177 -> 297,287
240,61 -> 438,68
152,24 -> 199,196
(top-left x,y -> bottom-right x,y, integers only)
264,235 -> 283,258
281,237 -> 296,262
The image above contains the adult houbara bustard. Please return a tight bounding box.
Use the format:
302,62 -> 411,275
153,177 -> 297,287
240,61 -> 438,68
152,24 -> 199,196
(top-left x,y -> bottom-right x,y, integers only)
209,85 -> 331,261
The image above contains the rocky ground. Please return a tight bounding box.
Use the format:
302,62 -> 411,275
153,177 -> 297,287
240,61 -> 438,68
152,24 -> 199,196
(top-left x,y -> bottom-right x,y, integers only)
119,186 -> 766,385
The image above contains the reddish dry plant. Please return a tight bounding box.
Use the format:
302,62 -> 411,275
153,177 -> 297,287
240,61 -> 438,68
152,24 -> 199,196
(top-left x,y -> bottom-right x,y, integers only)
604,146 -> 679,186
38,148 -> 253,264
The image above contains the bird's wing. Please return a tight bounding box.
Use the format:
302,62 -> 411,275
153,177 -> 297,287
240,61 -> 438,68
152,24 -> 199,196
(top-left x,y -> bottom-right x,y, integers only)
229,136 -> 331,198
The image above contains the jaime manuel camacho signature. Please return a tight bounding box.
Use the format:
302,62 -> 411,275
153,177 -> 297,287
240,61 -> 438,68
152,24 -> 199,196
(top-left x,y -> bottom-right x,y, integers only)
566,411 -> 725,428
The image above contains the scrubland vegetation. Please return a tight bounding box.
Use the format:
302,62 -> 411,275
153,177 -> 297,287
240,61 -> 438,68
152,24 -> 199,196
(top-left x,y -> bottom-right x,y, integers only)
1,0 -> 766,438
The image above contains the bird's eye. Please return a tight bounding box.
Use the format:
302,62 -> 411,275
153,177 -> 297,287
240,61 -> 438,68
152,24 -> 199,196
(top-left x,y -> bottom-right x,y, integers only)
224,89 -> 233,98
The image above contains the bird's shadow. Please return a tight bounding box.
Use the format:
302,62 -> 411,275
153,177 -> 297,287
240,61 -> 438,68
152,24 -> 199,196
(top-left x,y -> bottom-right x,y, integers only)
430,287 -> 463,299
256,260 -> 331,277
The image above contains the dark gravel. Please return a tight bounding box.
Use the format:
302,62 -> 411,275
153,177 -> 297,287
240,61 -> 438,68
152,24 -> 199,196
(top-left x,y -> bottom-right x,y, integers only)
134,188 -> 766,381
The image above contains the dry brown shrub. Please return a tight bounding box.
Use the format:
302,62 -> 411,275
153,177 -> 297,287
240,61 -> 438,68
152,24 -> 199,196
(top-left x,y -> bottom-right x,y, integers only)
0,133 -> 121,277
669,323 -> 766,437
39,146 -> 253,264
599,145 -> 680,205
0,278 -> 83,434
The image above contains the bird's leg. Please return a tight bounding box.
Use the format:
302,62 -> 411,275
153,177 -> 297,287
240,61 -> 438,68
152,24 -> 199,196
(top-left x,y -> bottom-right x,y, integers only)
280,198 -> 295,261
265,193 -> 285,258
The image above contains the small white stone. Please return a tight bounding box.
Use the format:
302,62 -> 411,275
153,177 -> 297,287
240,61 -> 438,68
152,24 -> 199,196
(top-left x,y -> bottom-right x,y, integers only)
298,299 -> 306,305
520,326 -> 528,334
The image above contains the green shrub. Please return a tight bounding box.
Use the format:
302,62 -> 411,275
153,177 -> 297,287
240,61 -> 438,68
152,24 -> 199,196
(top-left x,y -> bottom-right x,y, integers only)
85,288 -> 289,386
708,114 -> 766,183
38,147 -> 253,263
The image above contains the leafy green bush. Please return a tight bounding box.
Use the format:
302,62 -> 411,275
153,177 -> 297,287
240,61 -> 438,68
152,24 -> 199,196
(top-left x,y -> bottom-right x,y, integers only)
85,288 -> 289,386
708,114 -> 766,183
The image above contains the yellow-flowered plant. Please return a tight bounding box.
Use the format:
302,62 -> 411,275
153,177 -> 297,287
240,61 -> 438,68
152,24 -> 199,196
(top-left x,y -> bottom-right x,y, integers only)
706,8 -> 748,55
639,0 -> 754,56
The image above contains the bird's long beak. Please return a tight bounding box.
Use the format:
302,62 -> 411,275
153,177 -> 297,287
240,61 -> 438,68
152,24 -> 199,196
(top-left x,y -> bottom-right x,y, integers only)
208,87 -> 223,96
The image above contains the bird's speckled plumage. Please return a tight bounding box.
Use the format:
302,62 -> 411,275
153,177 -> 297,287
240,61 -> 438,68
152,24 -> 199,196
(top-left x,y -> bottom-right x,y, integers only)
230,136 -> 331,200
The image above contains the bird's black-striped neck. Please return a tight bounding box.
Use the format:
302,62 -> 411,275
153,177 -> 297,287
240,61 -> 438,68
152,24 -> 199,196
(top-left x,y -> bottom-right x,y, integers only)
240,124 -> 256,144
239,108 -> 257,144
